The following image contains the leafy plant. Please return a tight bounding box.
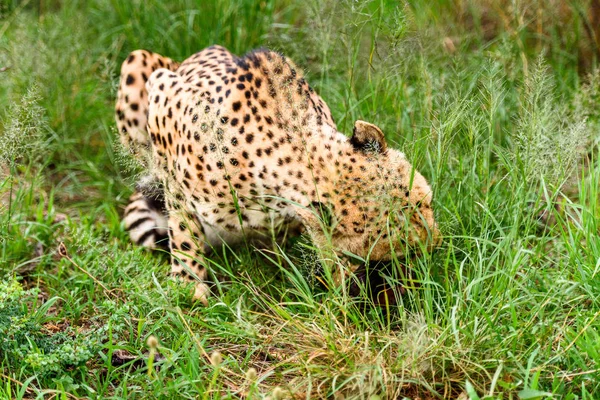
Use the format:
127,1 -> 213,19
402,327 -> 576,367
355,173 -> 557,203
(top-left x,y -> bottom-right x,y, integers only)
0,279 -> 127,377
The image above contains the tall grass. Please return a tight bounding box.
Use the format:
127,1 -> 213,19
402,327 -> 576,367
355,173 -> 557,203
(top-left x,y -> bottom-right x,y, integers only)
0,0 -> 599,398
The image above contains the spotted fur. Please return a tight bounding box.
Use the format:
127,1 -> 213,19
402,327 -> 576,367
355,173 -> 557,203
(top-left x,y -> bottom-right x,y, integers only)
116,45 -> 439,304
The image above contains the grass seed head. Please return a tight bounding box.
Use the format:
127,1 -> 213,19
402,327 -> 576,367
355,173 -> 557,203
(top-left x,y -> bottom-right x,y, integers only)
245,367 -> 258,382
210,350 -> 223,367
272,387 -> 286,400
147,335 -> 158,349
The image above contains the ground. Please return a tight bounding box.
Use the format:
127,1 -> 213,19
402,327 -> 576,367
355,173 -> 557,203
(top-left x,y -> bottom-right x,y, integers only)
1,0 -> 599,399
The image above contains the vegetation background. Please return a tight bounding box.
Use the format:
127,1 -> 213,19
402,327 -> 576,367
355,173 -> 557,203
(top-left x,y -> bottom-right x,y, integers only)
1,0 -> 600,398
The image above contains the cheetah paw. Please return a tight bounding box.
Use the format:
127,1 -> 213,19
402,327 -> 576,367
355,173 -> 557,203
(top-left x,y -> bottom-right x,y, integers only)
193,282 -> 210,306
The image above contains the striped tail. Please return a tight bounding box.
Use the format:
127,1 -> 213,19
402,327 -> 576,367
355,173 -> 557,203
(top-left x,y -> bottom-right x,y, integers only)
123,189 -> 169,249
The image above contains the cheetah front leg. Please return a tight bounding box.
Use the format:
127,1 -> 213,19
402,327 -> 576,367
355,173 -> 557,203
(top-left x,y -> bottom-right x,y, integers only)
166,207 -> 211,305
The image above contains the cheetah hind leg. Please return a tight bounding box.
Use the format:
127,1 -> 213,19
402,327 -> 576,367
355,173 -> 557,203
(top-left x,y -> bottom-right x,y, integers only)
115,49 -> 179,149
117,50 -> 179,250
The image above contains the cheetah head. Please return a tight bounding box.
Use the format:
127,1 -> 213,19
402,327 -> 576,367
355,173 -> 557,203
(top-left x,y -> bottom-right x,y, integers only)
300,120 -> 440,267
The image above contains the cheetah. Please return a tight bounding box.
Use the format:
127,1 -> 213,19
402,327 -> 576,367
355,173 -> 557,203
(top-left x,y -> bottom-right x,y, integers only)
115,45 -> 439,304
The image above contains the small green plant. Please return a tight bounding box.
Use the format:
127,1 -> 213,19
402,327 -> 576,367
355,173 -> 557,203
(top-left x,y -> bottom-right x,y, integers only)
0,279 -> 127,377
513,57 -> 590,187
0,85 -> 48,176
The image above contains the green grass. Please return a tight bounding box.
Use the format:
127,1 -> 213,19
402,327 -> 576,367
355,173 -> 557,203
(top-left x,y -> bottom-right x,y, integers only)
1,0 -> 600,398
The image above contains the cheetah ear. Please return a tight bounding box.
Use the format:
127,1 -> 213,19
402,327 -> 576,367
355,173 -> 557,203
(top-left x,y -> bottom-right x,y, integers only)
350,120 -> 387,153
